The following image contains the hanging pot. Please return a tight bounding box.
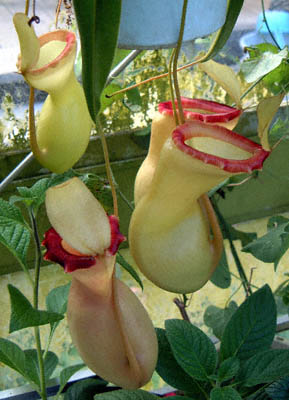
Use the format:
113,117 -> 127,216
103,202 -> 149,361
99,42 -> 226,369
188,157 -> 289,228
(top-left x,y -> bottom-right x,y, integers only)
117,0 -> 228,49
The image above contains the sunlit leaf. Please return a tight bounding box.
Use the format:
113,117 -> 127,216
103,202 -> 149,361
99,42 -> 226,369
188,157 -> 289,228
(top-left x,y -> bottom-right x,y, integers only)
241,46 -> 288,83
199,60 -> 241,107
257,93 -> 285,150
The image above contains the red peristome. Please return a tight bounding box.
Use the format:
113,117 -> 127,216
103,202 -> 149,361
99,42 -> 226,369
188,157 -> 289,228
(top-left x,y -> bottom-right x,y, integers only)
30,30 -> 76,75
42,228 -> 96,273
159,97 -> 241,123
172,120 -> 270,173
107,215 -> 126,256
42,215 -> 126,272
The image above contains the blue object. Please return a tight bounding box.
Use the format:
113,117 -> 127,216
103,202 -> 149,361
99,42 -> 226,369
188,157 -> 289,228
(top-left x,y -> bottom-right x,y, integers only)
117,0 -> 227,49
240,10 -> 289,50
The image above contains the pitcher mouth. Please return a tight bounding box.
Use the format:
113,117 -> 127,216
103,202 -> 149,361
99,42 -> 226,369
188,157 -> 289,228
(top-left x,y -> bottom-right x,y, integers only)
29,30 -> 76,75
159,97 -> 241,123
172,120 -> 270,173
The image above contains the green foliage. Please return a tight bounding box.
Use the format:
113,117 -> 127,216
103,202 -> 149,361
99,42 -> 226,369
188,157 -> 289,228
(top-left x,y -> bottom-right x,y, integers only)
57,363 -> 85,397
8,284 -> 64,333
269,117 -> 289,147
164,319 -> 218,381
116,253 -> 143,290
155,328 -> 199,392
0,198 -> 31,272
46,282 -> 71,333
210,250 -> 231,289
220,285 -> 276,361
73,0 -> 122,121
237,349 -> 289,386
0,94 -> 29,150
216,357 -> 240,384
0,338 -> 26,377
242,216 -> 289,270
24,349 -> 58,385
201,0 -> 244,61
64,377 -> 108,399
0,338 -> 58,387
155,287 -> 289,399
266,377 -> 289,399
203,301 -> 238,340
94,390 -> 159,399
210,387 -> 242,400
10,170 -> 77,213
241,45 -> 288,84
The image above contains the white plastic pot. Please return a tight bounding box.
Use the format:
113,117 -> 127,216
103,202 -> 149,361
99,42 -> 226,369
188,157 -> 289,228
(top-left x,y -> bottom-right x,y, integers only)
117,0 -> 228,49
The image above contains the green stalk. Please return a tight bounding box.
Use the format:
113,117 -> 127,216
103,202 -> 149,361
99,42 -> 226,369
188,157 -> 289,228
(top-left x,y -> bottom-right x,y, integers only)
96,116 -> 119,217
211,197 -> 253,297
172,0 -> 188,125
239,75 -> 266,102
168,49 -> 179,125
261,0 -> 281,50
29,208 -> 47,400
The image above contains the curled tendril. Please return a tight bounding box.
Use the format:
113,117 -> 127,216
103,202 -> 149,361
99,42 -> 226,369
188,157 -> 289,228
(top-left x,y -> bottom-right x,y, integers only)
28,15 -> 40,26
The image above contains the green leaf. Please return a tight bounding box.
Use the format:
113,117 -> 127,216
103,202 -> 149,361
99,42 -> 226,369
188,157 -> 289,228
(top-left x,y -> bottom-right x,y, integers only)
73,0 -> 122,121
44,351 -> 59,381
165,319 -> 218,382
155,328 -> 199,392
94,389 -> 159,399
123,86 -> 142,112
0,199 -> 30,271
64,377 -> 108,400
241,46 -> 288,83
263,59 -> 289,95
238,349 -> 289,386
57,363 -> 85,396
203,301 -> 238,340
116,253 -> 143,291
0,338 -> 26,376
242,216 -> 289,267
266,377 -> 289,399
11,173 -> 77,212
220,285 -> 276,361
217,357 -> 240,383
46,282 -> 71,315
210,250 -> 231,289
210,387 -> 242,400
99,83 -> 123,114
8,284 -> 64,333
269,117 -> 289,148
228,226 -> 257,247
201,0 -> 244,61
24,349 -> 58,385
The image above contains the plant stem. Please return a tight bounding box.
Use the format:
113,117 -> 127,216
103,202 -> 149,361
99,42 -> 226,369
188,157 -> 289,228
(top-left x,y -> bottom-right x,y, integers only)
25,0 -> 30,15
96,116 -> 119,217
172,0 -> 188,124
211,197 -> 253,297
117,188 -> 134,211
239,75 -> 266,102
168,49 -> 179,125
55,0 -> 62,28
173,297 -> 191,322
29,208 -> 47,400
261,0 -> 281,50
